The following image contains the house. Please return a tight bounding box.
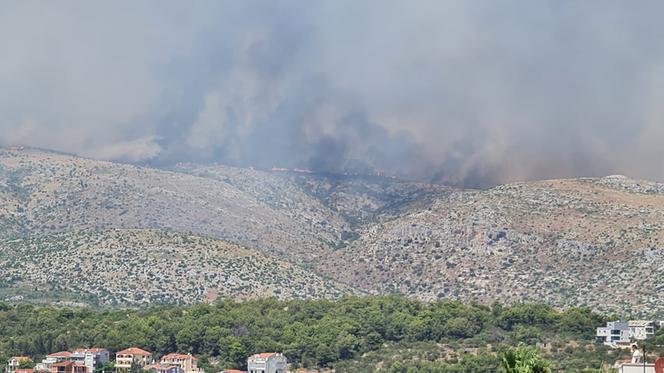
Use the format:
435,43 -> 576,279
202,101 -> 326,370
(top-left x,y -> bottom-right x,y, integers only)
597,321 -> 631,346
143,364 -> 183,373
246,353 -> 287,373
50,361 -> 87,373
71,348 -> 109,373
597,320 -> 660,346
115,348 -> 153,370
220,370 -> 246,373
159,354 -> 203,373
36,352 -> 73,372
628,320 -> 658,340
7,357 -> 32,373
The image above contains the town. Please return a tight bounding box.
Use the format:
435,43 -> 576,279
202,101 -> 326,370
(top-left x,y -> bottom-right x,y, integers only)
4,319 -> 664,373
5,349 -> 287,373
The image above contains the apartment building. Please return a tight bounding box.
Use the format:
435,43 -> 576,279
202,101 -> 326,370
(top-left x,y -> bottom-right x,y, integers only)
115,348 -> 153,370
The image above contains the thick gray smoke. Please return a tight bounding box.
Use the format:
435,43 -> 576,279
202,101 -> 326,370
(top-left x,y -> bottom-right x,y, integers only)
1,1 -> 663,186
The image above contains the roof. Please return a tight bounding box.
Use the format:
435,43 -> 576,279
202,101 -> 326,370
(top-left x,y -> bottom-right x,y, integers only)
252,353 -> 279,359
629,320 -> 655,327
73,348 -> 108,354
16,369 -> 34,373
161,353 -> 196,361
144,364 -> 178,371
48,352 -> 73,358
222,370 -> 246,373
116,347 -> 152,356
11,356 -> 32,361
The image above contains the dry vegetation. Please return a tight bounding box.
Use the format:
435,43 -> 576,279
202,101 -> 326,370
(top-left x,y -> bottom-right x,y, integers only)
1,148 -> 663,315
0,229 -> 355,306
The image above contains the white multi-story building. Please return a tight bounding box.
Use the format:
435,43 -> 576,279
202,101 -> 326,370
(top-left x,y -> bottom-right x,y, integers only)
35,352 -> 73,372
628,320 -> 657,340
597,321 -> 631,346
71,348 -> 109,373
597,320 -> 660,346
247,353 -> 286,373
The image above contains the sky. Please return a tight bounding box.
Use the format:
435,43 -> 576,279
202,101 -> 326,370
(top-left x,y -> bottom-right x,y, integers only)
1,1 -> 663,187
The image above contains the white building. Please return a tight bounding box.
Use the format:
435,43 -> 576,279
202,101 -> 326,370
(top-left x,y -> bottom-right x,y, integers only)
247,353 -> 286,373
35,351 -> 72,371
618,363 -> 655,373
597,321 -> 631,346
597,320 -> 659,346
6,357 -> 31,373
71,348 -> 109,373
628,320 -> 657,340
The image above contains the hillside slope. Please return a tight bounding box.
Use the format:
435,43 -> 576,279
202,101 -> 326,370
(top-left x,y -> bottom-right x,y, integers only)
0,148 -> 349,263
0,229 -> 355,306
320,176 -> 664,315
0,148 -> 663,315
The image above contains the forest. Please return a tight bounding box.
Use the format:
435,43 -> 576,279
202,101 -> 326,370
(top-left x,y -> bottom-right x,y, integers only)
0,297 -> 662,372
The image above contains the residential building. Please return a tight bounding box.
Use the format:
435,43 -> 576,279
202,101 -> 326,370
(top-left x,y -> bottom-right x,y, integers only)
16,369 -> 34,373
36,352 -> 73,372
115,348 -> 153,370
597,320 -> 660,346
159,354 -> 202,373
220,370 -> 246,373
71,348 -> 109,373
7,357 -> 32,373
597,321 -> 631,346
628,320 -> 658,340
246,353 -> 287,373
50,361 -> 87,373
143,364 -> 183,373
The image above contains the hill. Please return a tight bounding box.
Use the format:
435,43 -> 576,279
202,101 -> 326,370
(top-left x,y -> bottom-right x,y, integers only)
0,147 -> 663,315
0,229 -> 354,306
321,176 -> 664,315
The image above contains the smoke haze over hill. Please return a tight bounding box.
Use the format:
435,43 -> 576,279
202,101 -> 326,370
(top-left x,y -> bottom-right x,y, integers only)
1,1 -> 663,186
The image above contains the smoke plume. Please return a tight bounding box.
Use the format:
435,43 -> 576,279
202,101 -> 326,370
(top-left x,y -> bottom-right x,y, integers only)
1,1 -> 663,186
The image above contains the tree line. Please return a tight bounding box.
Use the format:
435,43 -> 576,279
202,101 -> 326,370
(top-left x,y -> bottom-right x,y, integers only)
0,297 -> 618,371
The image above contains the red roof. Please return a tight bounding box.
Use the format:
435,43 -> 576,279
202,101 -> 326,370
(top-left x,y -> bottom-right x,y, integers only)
161,353 -> 196,361
116,347 -> 152,356
16,369 -> 34,373
48,352 -> 72,358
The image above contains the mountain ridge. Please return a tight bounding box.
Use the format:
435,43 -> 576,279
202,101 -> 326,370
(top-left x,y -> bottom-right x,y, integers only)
0,147 -> 662,315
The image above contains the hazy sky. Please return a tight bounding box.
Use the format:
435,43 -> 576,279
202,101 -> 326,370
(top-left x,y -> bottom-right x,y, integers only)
1,1 -> 663,186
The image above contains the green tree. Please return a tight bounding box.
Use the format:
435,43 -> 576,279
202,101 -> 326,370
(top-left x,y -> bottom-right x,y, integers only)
500,347 -> 552,373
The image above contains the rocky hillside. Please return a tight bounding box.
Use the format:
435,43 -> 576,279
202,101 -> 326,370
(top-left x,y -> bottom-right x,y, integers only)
0,229 -> 355,306
0,147 -> 663,315
321,176 -> 664,316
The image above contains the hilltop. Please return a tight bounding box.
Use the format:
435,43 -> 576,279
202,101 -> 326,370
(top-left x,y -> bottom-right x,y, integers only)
0,148 -> 663,314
